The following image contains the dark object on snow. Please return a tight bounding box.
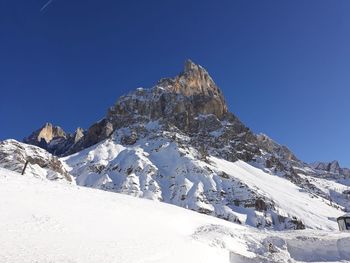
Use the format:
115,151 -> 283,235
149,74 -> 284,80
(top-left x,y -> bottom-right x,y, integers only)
337,214 -> 350,231
21,160 -> 29,175
342,189 -> 350,195
255,199 -> 267,211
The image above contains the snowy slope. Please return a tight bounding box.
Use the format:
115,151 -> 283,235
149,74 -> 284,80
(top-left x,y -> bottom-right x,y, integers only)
211,158 -> 343,230
61,128 -> 344,231
1,167 -> 350,263
0,168 -> 228,263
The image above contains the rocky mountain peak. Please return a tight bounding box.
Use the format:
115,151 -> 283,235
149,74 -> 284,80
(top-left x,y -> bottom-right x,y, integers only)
108,60 -> 229,130
74,127 -> 85,144
158,60 -> 227,112
22,60 -> 239,156
183,59 -> 198,72
24,122 -> 66,146
311,160 -> 342,174
329,160 -> 341,172
22,123 -> 87,157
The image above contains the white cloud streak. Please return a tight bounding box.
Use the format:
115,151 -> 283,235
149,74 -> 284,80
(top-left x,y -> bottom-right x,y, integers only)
40,0 -> 54,12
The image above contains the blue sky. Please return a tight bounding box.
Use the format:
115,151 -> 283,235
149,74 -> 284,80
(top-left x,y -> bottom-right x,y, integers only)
1,0 -> 349,166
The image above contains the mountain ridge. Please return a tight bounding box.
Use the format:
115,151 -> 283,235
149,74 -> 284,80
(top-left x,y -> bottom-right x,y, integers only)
2,59 -> 349,230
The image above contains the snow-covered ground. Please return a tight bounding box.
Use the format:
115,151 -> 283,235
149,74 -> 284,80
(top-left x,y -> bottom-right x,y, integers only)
1,167 -> 350,263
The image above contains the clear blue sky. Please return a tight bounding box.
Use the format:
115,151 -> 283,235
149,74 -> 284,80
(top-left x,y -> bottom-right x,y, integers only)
1,0 -> 349,166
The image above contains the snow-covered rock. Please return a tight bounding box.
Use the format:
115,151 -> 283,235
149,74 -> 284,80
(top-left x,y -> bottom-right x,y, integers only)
0,139 -> 72,182
61,126 -> 345,230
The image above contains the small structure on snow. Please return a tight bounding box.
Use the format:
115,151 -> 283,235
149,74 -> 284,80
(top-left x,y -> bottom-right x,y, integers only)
337,214 -> 350,231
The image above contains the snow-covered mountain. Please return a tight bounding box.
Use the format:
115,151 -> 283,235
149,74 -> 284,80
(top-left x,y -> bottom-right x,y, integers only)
311,160 -> 350,177
1,167 -> 350,263
2,60 -> 350,231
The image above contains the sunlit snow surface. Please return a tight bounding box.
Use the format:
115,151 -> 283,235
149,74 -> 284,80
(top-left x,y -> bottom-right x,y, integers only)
61,130 -> 345,231
1,167 -> 350,263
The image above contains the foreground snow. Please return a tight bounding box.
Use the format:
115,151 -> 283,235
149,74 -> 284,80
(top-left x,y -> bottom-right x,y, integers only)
1,168 -> 350,262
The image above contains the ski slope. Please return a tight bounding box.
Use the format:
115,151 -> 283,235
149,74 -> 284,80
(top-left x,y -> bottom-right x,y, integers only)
1,167 -> 350,263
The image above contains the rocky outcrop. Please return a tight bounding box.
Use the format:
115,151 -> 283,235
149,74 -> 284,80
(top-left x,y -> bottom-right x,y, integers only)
24,123 -> 66,146
23,123 -> 86,156
158,59 -> 228,118
107,60 -> 230,133
310,161 -> 350,177
82,119 -> 114,148
73,127 -> 84,144
257,134 -> 298,162
0,139 -> 72,181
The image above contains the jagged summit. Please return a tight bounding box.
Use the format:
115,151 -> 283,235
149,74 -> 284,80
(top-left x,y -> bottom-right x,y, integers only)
21,60 -> 243,156
23,123 -> 85,156
24,122 -> 66,146
184,59 -> 198,72
311,160 -> 350,176
156,59 -> 228,117
107,60 -> 229,129
160,59 -> 224,96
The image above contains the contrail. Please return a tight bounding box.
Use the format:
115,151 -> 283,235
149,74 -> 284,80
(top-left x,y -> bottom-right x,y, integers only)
40,0 -> 54,12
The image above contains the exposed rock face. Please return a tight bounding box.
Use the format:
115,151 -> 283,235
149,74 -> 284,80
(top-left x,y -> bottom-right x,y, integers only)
24,123 -> 66,146
107,60 -> 229,133
311,161 -> 350,177
257,134 -> 298,162
158,59 -> 228,118
23,60 -> 233,155
74,127 -> 84,144
0,139 -> 72,181
312,161 -> 341,174
82,119 -> 114,148
23,123 -> 86,156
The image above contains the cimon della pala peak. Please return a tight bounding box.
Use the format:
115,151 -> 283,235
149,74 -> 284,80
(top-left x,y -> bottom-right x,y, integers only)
1,60 -> 349,231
